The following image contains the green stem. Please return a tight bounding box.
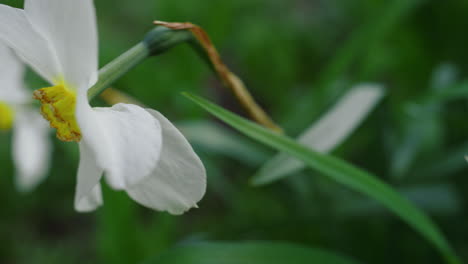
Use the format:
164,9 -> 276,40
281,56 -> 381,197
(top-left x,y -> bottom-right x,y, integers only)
87,27 -> 193,101
87,42 -> 149,100
143,26 -> 193,56
90,24 -> 281,132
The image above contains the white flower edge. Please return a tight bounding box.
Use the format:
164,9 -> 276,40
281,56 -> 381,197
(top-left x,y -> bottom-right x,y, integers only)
127,110 -> 206,215
253,83 -> 385,184
0,43 -> 52,192
75,107 -> 207,215
0,43 -> 29,104
12,109 -> 52,192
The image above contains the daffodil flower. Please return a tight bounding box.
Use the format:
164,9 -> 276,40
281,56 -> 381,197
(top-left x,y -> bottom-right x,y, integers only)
0,44 -> 51,192
0,0 -> 206,214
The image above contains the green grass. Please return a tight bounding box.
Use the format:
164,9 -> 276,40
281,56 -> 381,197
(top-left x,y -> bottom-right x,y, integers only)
1,0 -> 468,263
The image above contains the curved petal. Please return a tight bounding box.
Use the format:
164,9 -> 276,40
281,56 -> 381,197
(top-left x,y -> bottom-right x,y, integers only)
75,92 -> 112,178
12,109 -> 51,192
126,110 -> 206,215
25,0 -> 98,89
77,101 -> 163,191
75,142 -> 103,212
0,44 -> 29,104
76,183 -> 102,213
0,4 -> 60,83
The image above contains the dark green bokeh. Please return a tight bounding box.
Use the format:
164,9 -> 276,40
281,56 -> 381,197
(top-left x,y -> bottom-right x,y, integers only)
1,0 -> 467,263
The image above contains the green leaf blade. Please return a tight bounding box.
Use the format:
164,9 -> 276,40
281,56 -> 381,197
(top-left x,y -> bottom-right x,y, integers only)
252,83 -> 385,185
183,92 -> 460,264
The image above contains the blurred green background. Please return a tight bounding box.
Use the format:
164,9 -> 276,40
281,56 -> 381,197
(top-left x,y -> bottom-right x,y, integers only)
1,0 -> 467,263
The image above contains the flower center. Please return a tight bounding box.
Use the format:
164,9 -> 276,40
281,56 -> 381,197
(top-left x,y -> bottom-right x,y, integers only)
33,84 -> 82,142
0,101 -> 14,131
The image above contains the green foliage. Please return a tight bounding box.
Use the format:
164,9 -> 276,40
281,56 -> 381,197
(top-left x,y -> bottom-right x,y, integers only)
178,121 -> 270,166
252,84 -> 385,185
2,0 -> 468,263
183,92 -> 460,264
142,242 -> 361,264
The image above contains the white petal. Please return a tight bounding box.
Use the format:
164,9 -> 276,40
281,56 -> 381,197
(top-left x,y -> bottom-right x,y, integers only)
12,109 -> 51,192
252,83 -> 385,184
77,102 -> 163,191
126,110 -> 206,215
0,44 -> 29,104
74,92 -> 112,178
75,142 -> 103,212
297,83 -> 385,151
25,0 -> 98,88
0,4 -> 60,83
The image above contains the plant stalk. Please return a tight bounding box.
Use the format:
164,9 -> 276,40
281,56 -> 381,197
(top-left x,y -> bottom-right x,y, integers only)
89,23 -> 282,133
88,27 -> 192,101
154,21 -> 283,133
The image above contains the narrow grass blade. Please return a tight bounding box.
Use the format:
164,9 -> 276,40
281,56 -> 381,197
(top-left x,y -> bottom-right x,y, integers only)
336,184 -> 461,216
252,83 -> 384,185
183,92 -> 460,264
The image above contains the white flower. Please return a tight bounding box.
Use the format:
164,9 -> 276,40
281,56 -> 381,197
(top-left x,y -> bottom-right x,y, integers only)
0,0 -> 206,214
0,44 -> 51,192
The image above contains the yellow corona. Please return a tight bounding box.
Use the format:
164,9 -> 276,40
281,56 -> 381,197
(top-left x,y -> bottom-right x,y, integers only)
0,101 -> 14,131
33,84 -> 82,142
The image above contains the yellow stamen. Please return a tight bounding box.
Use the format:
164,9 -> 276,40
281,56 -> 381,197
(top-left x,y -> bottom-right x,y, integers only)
0,101 -> 14,131
33,84 -> 81,142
